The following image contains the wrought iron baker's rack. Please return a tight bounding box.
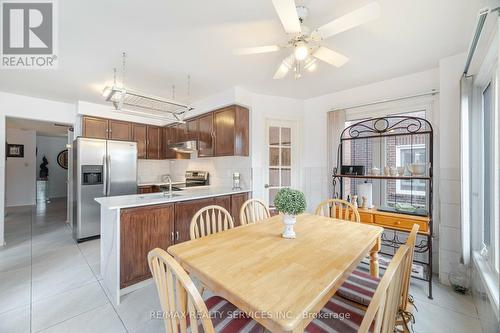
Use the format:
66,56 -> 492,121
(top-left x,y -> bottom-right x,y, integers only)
334,116 -> 433,299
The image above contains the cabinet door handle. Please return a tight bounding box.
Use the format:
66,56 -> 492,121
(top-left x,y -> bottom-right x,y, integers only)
170,232 -> 174,242
175,231 -> 179,241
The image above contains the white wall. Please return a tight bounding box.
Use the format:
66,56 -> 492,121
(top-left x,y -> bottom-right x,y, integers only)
437,53 -> 467,284
5,128 -> 37,207
36,135 -> 69,199
0,91 -> 76,245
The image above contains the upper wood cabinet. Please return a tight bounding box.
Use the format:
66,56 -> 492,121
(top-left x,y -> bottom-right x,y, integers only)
146,126 -> 163,159
82,116 -> 108,139
108,120 -> 132,141
82,116 -> 132,141
131,124 -> 147,159
214,105 -> 249,157
197,113 -> 214,157
82,104 -> 249,159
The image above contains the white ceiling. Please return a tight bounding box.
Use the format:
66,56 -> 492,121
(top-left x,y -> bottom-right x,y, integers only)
6,117 -> 70,137
0,0 -> 493,104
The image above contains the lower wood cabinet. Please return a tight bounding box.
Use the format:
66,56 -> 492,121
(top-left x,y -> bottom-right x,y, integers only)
231,192 -> 249,226
174,198 -> 214,243
120,203 -> 175,288
119,192 -> 251,288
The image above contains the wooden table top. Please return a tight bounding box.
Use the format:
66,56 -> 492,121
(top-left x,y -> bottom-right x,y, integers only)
168,213 -> 383,332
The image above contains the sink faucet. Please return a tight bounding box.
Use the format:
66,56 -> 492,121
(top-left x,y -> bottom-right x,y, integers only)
163,175 -> 172,197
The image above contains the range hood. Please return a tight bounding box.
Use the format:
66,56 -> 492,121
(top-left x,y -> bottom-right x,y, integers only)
170,140 -> 197,154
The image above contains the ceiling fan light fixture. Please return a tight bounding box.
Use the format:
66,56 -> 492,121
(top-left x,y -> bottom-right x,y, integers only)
294,43 -> 309,61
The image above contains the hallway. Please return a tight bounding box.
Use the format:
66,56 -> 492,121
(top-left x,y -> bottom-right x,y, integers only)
0,199 -> 485,332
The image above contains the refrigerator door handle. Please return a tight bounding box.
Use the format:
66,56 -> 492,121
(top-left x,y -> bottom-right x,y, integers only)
107,155 -> 111,196
102,155 -> 107,195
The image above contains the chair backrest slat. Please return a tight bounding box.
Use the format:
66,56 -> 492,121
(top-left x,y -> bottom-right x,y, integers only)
400,224 -> 419,310
315,199 -> 360,222
358,245 -> 411,333
148,248 -> 216,333
240,199 -> 271,225
190,205 -> 234,240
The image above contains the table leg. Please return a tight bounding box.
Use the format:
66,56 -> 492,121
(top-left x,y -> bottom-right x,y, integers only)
369,236 -> 381,278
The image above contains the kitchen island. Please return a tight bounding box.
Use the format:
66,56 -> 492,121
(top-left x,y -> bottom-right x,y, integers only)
95,187 -> 251,305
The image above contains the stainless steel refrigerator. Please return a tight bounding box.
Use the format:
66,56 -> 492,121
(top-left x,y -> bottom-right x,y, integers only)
73,137 -> 137,242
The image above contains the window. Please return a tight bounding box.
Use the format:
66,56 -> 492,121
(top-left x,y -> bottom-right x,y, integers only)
395,144 -> 426,196
483,82 -> 492,250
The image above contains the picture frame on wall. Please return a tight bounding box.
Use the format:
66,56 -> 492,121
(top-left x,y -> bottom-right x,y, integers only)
6,143 -> 24,158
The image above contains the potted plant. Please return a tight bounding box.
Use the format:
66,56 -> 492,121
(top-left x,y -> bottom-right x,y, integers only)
273,188 -> 307,239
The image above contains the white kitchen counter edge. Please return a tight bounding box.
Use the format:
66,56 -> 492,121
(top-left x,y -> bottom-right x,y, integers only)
95,187 -> 251,210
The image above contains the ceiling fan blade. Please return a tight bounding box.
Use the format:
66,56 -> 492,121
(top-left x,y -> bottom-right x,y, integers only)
273,54 -> 294,79
271,0 -> 301,34
233,45 -> 281,55
313,47 -> 349,67
315,1 -> 381,39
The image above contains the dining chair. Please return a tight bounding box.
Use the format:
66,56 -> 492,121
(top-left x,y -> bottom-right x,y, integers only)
305,245 -> 411,333
239,198 -> 271,225
148,248 -> 265,333
336,224 -> 420,332
190,205 -> 234,240
315,198 -> 361,222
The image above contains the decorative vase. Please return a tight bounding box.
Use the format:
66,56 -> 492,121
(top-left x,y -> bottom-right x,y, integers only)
282,214 -> 296,239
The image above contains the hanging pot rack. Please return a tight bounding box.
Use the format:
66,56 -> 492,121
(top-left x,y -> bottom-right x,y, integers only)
102,52 -> 193,122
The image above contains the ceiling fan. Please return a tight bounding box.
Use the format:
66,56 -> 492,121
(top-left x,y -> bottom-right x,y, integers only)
234,0 -> 381,79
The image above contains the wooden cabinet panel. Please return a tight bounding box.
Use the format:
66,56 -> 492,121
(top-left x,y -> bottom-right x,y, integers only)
137,186 -> 153,194
164,127 -> 176,159
214,195 -> 231,213
187,118 -> 199,141
231,192 -> 249,227
198,113 -> 214,157
132,124 -> 147,159
214,107 -> 235,156
174,198 -> 214,243
120,204 -> 174,288
373,215 -> 428,234
214,105 -> 249,157
108,120 -> 131,141
82,116 -> 108,139
146,126 -> 162,159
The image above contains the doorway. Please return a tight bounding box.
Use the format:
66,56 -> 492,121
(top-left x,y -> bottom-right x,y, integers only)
4,117 -> 72,225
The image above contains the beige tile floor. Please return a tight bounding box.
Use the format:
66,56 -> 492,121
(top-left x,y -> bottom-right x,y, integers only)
0,199 -> 485,332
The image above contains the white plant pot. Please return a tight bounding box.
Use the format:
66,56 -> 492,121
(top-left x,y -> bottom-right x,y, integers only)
282,214 -> 296,239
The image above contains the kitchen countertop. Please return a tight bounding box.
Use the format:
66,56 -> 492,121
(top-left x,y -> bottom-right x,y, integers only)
136,181 -> 185,187
95,186 -> 251,210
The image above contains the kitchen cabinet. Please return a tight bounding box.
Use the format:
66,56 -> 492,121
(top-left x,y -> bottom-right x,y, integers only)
120,203 -> 175,288
108,120 -> 131,141
132,124 -> 147,159
174,198 -> 214,243
82,116 -> 108,139
146,126 -> 163,159
197,113 -> 214,157
163,126 -> 176,159
82,116 -> 131,141
214,105 -> 249,156
137,185 -> 161,194
214,195 -> 231,213
231,192 -> 249,226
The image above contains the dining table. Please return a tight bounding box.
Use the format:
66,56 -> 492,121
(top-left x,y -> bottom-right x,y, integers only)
167,213 -> 383,333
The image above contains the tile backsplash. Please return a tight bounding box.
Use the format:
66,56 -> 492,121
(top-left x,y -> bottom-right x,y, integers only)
169,156 -> 252,188
137,159 -> 171,184
137,157 -> 252,188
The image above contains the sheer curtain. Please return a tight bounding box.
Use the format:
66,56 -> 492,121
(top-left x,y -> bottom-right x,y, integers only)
327,110 -> 346,198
